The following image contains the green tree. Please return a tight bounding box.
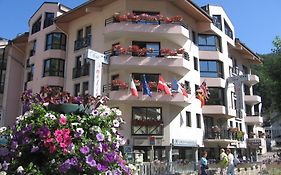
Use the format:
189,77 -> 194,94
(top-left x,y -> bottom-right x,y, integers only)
253,36 -> 281,114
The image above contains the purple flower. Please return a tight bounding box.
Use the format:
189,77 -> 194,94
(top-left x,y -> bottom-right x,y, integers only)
68,143 -> 75,153
113,168 -> 122,175
96,163 -> 108,171
86,154 -> 96,167
23,137 -> 30,144
59,162 -> 71,173
11,140 -> 18,150
31,146 -> 39,153
2,160 -> 10,171
68,157 -> 78,166
105,152 -> 116,162
80,146 -> 90,155
36,126 -> 50,138
96,133 -> 104,142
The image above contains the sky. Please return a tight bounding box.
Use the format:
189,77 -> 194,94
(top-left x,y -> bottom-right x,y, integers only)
0,0 -> 280,54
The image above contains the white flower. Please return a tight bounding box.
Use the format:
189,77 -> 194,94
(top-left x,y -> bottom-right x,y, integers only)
91,110 -> 99,117
76,128 -> 84,135
51,159 -> 56,164
44,113 -> 56,120
0,127 -> 7,133
0,171 -> 7,175
90,126 -> 101,133
43,102 -> 49,106
106,131 -> 112,142
111,127 -> 117,134
17,166 -> 24,173
112,120 -> 120,128
112,108 -> 122,116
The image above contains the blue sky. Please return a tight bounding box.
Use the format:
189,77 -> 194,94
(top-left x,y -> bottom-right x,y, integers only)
0,0 -> 280,54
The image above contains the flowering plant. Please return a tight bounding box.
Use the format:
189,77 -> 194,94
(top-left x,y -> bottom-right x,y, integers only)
0,89 -> 132,174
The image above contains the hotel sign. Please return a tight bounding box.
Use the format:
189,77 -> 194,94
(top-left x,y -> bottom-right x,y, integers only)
247,139 -> 261,148
172,139 -> 197,147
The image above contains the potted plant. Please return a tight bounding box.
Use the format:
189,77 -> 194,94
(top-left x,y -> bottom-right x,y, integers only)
211,126 -> 221,133
0,88 -> 133,174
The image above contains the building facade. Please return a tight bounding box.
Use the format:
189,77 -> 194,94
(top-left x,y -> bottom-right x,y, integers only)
2,0 -> 265,169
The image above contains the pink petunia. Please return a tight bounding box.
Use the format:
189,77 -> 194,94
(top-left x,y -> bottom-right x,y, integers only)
59,114 -> 67,125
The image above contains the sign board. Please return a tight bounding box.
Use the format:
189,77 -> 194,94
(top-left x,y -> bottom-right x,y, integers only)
247,139 -> 261,148
227,75 -> 250,83
149,136 -> 156,145
172,139 -> 197,147
84,49 -> 108,64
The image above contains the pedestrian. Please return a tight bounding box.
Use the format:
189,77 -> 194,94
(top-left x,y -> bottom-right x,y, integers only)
226,148 -> 235,175
219,148 -> 228,175
200,151 -> 208,175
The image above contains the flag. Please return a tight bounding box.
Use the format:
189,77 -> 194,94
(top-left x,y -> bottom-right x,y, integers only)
196,81 -> 209,107
157,75 -> 171,95
199,81 -> 210,99
197,93 -> 205,107
142,74 -> 152,97
171,78 -> 188,97
130,78 -> 138,97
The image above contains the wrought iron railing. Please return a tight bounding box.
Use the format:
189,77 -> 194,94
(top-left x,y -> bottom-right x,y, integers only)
72,64 -> 90,79
74,35 -> 91,51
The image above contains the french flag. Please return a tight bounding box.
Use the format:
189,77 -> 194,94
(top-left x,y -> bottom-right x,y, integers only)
172,78 -> 188,97
130,78 -> 138,97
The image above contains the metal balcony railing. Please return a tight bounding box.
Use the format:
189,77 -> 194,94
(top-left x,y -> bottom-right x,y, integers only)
74,35 -> 91,51
72,64 -> 90,79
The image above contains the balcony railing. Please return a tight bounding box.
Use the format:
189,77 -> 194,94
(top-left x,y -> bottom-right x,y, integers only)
74,35 -> 91,51
204,129 -> 244,141
104,15 -> 188,30
72,64 -> 90,79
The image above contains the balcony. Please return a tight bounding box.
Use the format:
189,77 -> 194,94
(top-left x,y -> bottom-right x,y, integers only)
244,74 -> 259,86
245,113 -> 263,125
104,15 -> 189,45
244,95 -> 261,106
204,129 -> 240,147
199,50 -> 224,62
107,50 -> 190,76
74,35 -> 91,51
72,64 -> 90,79
202,105 -> 235,119
105,84 -> 190,107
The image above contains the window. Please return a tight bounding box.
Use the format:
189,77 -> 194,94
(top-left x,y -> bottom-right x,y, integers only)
27,64 -> 34,82
132,73 -> 159,91
212,15 -> 222,30
192,31 -> 197,45
46,33 -> 66,50
196,114 -> 201,128
224,20 -> 233,39
43,58 -> 65,77
31,16 -> 42,34
74,83 -> 80,96
246,104 -> 252,116
44,12 -> 54,28
30,40 -> 36,57
229,121 -> 233,128
133,11 -> 160,24
206,87 -> 225,105
231,92 -> 237,109
200,60 -> 224,78
82,81 -> 89,95
195,84 -> 199,93
186,111 -> 191,127
74,27 -> 91,51
132,107 -> 163,135
132,41 -> 160,57
244,84 -> 250,95
198,34 -> 221,52
242,65 -> 249,74
194,57 -> 199,71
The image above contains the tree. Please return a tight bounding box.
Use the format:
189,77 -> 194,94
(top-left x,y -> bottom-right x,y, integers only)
253,36 -> 281,115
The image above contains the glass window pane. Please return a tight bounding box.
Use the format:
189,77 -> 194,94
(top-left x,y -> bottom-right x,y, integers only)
208,61 -> 217,71
200,61 -> 208,71
146,43 -> 160,57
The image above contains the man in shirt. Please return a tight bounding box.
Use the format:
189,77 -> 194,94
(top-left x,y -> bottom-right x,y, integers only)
226,148 -> 235,175
220,148 -> 228,175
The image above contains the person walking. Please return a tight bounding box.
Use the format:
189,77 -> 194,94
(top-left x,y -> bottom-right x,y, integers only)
226,148 -> 235,175
200,151 -> 208,175
220,148 -> 228,175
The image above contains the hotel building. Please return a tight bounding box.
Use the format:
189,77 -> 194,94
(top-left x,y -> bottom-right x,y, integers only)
3,0 -> 266,166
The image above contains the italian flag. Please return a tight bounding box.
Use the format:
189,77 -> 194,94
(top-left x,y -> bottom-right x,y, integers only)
130,79 -> 138,97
